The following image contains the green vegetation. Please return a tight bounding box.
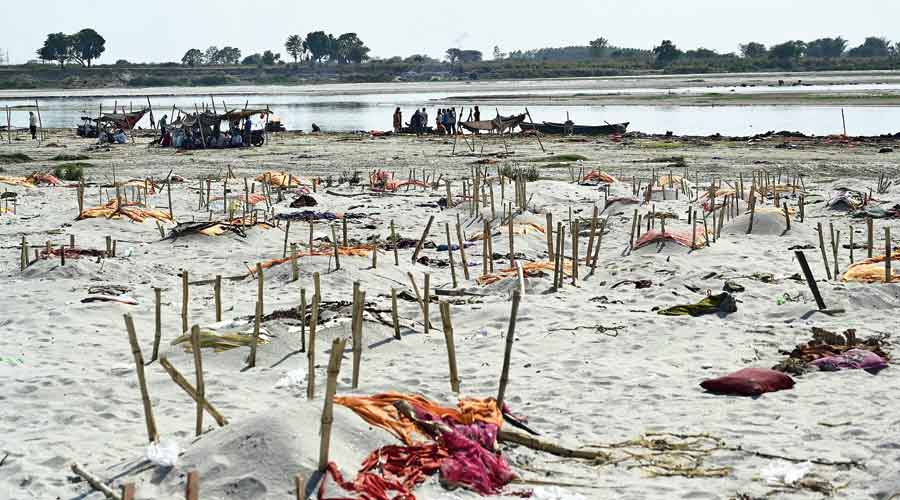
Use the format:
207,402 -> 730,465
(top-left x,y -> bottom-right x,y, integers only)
527,154 -> 590,163
52,162 -> 90,180
50,154 -> 90,161
0,153 -> 32,164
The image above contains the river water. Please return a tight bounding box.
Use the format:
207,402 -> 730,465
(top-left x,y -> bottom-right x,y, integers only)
2,75 -> 899,136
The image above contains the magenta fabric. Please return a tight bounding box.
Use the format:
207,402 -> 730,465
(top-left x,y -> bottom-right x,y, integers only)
438,429 -> 516,495
701,368 -> 795,397
810,349 -> 888,374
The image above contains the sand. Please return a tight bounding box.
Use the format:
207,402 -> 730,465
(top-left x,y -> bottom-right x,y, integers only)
1,128 -> 899,500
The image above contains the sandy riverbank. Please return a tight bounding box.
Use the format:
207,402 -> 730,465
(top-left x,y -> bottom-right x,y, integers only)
1,130 -> 899,499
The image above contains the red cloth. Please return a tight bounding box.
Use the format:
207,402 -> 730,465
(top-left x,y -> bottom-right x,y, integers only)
701,368 -> 795,397
438,430 -> 516,495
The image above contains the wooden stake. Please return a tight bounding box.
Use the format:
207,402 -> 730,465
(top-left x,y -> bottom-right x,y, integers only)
390,220 -> 399,265
181,270 -> 189,333
148,288 -> 162,363
318,337 -> 348,471
124,314 -> 159,443
295,474 -> 307,500
795,251 -> 827,310
445,223 -> 458,288
71,463 -> 123,500
159,356 -> 227,426
867,218 -> 874,258
391,288 -> 401,340
331,225 -> 341,270
455,218 -> 470,280
585,206 -> 598,266
306,292 -> 320,399
190,325 -> 205,436
257,262 -> 264,312
214,276 -> 222,322
439,301 -> 460,393
185,470 -> 199,500
423,273 -> 431,334
283,220 -> 292,258
497,289 -> 521,410
545,213 -> 554,259
817,222 -> 833,280
886,227 -> 893,283
508,213 -> 516,267
411,215 -> 435,263
290,244 -> 300,282
351,282 -> 363,388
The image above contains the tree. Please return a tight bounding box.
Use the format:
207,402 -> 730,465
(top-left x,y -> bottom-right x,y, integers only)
445,48 -> 462,63
181,48 -> 204,66
458,50 -> 482,63
306,31 -> 332,63
684,48 -> 718,59
589,37 -> 609,58
770,40 -> 806,62
652,40 -> 682,67
285,34 -> 305,63
333,33 -> 370,64
262,50 -> 281,65
203,46 -> 220,65
71,29 -> 105,67
242,53 -> 262,65
806,37 -> 847,59
493,46 -> 506,60
848,37 -> 892,58
36,33 -> 74,68
217,47 -> 242,64
739,42 -> 767,59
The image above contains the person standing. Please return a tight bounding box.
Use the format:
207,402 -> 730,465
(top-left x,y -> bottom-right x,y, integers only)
421,108 -> 428,134
392,107 -> 402,133
159,114 -> 168,136
448,108 -> 457,135
28,112 -> 37,140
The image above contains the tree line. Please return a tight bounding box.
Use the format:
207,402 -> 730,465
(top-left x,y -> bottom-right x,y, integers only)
36,29 -> 106,68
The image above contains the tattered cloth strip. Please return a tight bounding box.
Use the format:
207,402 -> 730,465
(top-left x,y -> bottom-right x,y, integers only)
827,188 -> 865,211
581,170 -> 616,184
275,211 -> 365,222
255,171 -> 308,187
470,223 -> 545,241
0,173 -> 62,187
246,245 -> 374,276
657,175 -> 688,187
841,251 -> 900,283
38,247 -> 106,260
78,199 -> 174,223
775,328 -> 891,375
658,292 -> 737,317
634,228 -> 707,250
326,394 -> 517,500
334,393 -> 503,446
208,193 -> 268,207
370,170 -> 430,192
477,260 -> 572,286
171,328 -> 269,352
852,204 -> 900,219
167,221 -> 250,239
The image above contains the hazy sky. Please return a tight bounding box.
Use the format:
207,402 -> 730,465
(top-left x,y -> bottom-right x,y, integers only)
1,0 -> 896,64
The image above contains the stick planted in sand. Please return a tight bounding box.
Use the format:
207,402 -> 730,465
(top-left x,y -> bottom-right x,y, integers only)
342,218 -> 348,248
553,222 -> 565,290
546,213 -> 554,259
283,219 -> 292,258
867,218 -> 874,258
249,301 -> 261,368
795,251 -> 827,311
390,220 -> 399,265
124,314 -> 159,443
290,244 -> 299,282
150,288 -> 162,363
406,271 -> 431,331
886,227 -> 893,283
508,213 -> 516,267
295,474 -> 306,500
330,225 -> 341,271
391,288 -> 401,340
497,289 -> 521,411
307,292 -> 320,400
455,216 -> 470,280
411,215 -> 434,263
318,337 -> 348,471
167,178 -> 174,220
445,223 -> 458,288
586,206 -> 598,266
214,276 -> 222,322
256,262 -> 264,311
783,204 -> 791,232
439,301 -> 461,393
351,282 -> 363,388
181,270 -> 189,333
831,226 -> 840,278
746,194 -> 756,235
121,483 -> 135,500
299,289 -> 307,351
190,325 -> 205,436
70,463 -> 123,500
817,222 -> 833,281
423,273 -> 432,334
159,356 -> 227,426
185,470 -> 199,500
482,220 -> 490,277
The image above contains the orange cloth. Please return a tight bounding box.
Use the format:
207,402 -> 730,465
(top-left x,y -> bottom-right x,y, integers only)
247,245 -> 373,276
635,228 -> 706,250
255,171 -> 305,187
334,393 -> 503,446
582,170 -> 616,184
476,260 -> 571,285
78,199 -> 174,223
842,252 -> 900,284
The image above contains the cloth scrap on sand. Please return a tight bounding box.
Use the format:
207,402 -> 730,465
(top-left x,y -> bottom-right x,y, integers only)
635,228 -> 707,250
701,368 -> 794,397
0,173 -> 62,187
658,292 -> 737,317
370,170 -> 431,192
275,210 -> 364,222
842,252 -> 900,283
325,393 -> 517,500
255,171 -> 307,187
78,199 -> 174,224
477,260 -> 572,286
581,170 -> 616,184
471,223 -> 545,241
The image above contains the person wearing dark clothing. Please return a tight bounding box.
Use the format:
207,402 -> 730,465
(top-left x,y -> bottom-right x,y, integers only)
29,112 -> 37,140
393,107 -> 402,133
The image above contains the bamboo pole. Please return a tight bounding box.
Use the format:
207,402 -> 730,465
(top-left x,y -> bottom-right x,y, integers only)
190,326 -> 205,436
817,222 -> 833,280
291,244 -> 300,282
868,218 -> 874,258
124,314 -> 159,443
331,225 -> 341,270
351,282 -> 362,388
497,289 -> 521,411
423,273 -> 431,334
445,223 -> 458,288
307,292 -> 320,400
249,300 -> 261,368
159,356 -> 227,426
299,289 -> 307,352
411,216 -> 435,263
283,220 -> 292,258
390,220 -> 399,265
181,270 -> 189,333
150,288 -> 162,363
886,227 -> 893,283
185,471 -> 199,500
70,463 -> 123,500
214,275 -> 222,322
318,337 -> 348,471
439,301 -> 460,393
391,288 -> 401,340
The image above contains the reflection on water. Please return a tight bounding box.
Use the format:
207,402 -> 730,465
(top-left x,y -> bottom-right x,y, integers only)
1,84 -> 899,136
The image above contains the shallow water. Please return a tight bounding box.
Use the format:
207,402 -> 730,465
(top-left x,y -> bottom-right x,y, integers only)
2,75 -> 899,136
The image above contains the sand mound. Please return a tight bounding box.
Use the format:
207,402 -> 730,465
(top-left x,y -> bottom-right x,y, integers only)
723,210 -> 790,236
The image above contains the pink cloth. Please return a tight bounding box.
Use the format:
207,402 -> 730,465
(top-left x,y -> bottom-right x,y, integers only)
701,368 -> 795,397
810,349 -> 888,374
438,430 -> 516,495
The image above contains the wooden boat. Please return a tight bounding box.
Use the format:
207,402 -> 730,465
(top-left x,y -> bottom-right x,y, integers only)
521,121 -> 629,135
459,113 -> 527,133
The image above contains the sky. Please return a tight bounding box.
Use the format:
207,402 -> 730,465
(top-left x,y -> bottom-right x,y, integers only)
0,0 -> 896,64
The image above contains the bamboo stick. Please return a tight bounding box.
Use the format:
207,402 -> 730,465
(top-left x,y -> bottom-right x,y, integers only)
585,206 -> 598,266
318,337 -> 348,471
455,217 -> 470,280
330,225 -> 341,270
886,227 -> 893,283
214,276 -> 222,322
257,262 -> 264,312
817,222 -> 833,280
391,288 -> 401,340
159,356 -> 227,426
70,463 -> 123,500
181,270 -> 189,333
390,220 -> 399,265
423,273 -> 431,334
351,282 -> 362,388
307,292 -> 320,400
190,326 -> 205,436
185,470 -> 199,500
249,301 -> 261,368
545,213 -> 554,259
439,301 -> 460,393
124,314 -> 158,443
445,223 -> 458,288
411,215 -> 435,263
299,289 -> 307,351
497,289 -> 521,410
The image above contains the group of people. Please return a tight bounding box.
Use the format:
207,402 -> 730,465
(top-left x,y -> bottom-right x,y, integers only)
97,128 -> 128,144
156,114 -> 256,149
392,106 -> 481,135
